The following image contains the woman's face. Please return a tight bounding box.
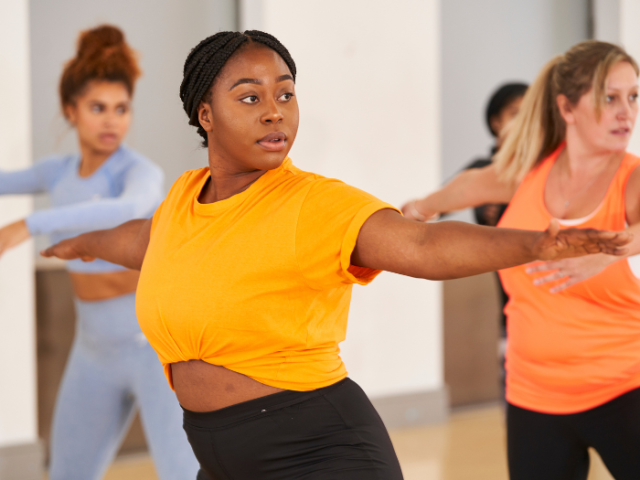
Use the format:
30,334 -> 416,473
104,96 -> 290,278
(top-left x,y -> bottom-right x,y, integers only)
65,81 -> 132,156
492,96 -> 524,147
562,61 -> 639,153
199,43 -> 299,172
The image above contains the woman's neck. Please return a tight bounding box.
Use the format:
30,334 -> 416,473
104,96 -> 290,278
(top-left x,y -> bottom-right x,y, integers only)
200,154 -> 267,205
78,143 -> 117,178
563,131 -> 624,177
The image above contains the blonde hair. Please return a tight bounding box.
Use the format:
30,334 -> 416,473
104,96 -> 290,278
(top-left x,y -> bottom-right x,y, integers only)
494,40 -> 639,184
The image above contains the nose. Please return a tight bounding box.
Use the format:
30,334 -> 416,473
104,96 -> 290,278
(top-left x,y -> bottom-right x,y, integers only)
104,111 -> 117,127
260,97 -> 283,124
617,97 -> 635,120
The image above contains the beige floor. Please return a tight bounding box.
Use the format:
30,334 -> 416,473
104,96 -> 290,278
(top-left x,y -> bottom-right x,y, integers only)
50,405 -> 615,480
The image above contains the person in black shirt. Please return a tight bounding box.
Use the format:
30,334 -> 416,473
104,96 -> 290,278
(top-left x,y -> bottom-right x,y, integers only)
464,83 -> 528,336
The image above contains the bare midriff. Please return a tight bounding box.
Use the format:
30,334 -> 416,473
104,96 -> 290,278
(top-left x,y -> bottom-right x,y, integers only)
69,270 -> 140,301
171,360 -> 285,412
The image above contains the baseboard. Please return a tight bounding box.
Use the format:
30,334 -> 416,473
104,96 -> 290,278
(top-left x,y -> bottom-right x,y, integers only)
371,386 -> 449,430
0,440 -> 44,480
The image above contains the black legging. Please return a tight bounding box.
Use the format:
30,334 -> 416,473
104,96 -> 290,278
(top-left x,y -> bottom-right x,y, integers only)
507,387 -> 640,480
184,378 -> 404,480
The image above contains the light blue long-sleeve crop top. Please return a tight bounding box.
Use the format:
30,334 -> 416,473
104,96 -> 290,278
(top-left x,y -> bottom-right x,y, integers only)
0,145 -> 164,273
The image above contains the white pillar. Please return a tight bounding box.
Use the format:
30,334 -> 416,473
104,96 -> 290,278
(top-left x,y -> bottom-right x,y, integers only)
0,0 -> 42,477
240,0 -> 446,428
620,0 -> 640,156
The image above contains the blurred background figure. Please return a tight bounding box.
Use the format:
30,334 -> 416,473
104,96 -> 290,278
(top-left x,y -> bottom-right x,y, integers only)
0,25 -> 198,480
462,82 -> 528,397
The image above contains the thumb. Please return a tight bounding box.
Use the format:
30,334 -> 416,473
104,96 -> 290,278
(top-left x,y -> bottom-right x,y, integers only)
547,218 -> 560,238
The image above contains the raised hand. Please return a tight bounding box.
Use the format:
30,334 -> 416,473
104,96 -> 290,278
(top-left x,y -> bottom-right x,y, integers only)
531,219 -> 630,261
526,254 -> 616,293
41,237 -> 96,262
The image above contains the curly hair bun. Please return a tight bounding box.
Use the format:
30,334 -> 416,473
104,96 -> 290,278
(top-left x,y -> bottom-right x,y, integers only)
60,24 -> 141,114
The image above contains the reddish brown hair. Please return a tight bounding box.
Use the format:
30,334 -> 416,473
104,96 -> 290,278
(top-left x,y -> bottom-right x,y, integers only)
59,25 -> 141,117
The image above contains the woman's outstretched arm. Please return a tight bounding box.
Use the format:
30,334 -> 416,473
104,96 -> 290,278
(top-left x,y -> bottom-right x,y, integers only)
402,164 -> 517,221
41,218 -> 151,270
352,210 -> 630,281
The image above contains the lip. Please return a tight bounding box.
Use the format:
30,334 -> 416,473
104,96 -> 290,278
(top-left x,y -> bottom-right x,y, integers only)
100,133 -> 119,142
256,132 -> 287,152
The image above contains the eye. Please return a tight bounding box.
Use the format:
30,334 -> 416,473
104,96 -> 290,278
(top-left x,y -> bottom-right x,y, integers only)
630,93 -> 639,103
91,104 -> 104,113
241,95 -> 259,104
606,95 -> 616,103
278,92 -> 294,102
116,105 -> 128,115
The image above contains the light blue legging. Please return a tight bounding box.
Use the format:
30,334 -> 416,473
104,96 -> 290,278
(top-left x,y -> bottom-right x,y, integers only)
48,293 -> 199,480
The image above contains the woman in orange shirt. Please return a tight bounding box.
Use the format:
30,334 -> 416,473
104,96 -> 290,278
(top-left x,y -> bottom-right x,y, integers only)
404,41 -> 640,479
43,32 -> 628,480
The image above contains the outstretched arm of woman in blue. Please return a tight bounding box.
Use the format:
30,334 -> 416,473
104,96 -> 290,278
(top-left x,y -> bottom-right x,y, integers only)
0,156 -> 163,257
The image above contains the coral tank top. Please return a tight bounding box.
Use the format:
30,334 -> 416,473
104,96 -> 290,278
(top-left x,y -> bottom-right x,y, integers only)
498,145 -> 640,413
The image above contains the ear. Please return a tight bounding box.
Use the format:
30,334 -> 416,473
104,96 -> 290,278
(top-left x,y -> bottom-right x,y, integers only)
64,104 -> 77,125
198,101 -> 214,134
489,114 -> 501,137
556,94 -> 575,125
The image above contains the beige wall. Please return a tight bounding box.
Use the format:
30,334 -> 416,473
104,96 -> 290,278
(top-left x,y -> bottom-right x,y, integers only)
0,0 -> 37,448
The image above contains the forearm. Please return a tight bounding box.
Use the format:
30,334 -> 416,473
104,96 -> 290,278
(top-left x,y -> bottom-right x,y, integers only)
26,196 -> 156,235
403,221 -> 538,280
74,219 -> 149,270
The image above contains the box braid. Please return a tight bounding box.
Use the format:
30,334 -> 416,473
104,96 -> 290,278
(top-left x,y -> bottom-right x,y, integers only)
180,30 -> 297,147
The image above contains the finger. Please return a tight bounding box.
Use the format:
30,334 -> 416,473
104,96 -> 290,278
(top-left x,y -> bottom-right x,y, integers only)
526,261 -> 561,274
546,219 -> 560,239
600,246 -> 629,256
533,271 -> 566,286
588,230 -> 631,245
550,277 -> 580,293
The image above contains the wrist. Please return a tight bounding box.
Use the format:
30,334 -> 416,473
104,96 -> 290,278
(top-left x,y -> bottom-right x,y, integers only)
529,230 -> 544,261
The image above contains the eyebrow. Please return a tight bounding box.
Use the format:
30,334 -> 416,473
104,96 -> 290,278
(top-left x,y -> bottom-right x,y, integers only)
229,74 -> 294,91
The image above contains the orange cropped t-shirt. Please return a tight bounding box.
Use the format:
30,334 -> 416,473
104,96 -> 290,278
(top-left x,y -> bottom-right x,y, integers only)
136,158 -> 398,391
499,146 -> 640,414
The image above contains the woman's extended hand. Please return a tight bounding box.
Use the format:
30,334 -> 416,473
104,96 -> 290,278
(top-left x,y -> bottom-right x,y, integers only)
0,220 -> 31,257
400,200 -> 438,222
525,254 -> 617,293
40,219 -> 150,270
532,220 -> 631,261
41,237 -> 96,262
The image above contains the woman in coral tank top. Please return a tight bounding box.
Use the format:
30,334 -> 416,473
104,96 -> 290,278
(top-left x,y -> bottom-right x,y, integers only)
405,41 -> 640,479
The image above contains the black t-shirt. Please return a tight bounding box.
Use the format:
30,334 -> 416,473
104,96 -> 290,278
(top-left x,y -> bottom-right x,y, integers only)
464,158 -> 508,227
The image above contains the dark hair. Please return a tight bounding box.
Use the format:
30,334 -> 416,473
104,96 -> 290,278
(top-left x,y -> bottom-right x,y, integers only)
59,25 -> 141,117
485,82 -> 529,136
180,30 -> 297,147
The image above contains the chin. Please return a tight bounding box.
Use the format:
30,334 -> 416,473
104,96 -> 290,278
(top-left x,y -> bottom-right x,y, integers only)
93,142 -> 120,155
254,150 -> 289,171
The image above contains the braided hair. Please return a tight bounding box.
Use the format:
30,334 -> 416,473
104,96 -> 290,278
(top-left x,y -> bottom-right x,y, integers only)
180,30 -> 297,147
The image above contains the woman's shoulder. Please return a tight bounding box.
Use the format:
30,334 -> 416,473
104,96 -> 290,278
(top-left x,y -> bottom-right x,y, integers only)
283,161 -> 389,208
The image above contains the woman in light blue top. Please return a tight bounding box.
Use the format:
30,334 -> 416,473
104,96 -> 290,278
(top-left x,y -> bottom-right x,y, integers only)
0,25 -> 199,480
